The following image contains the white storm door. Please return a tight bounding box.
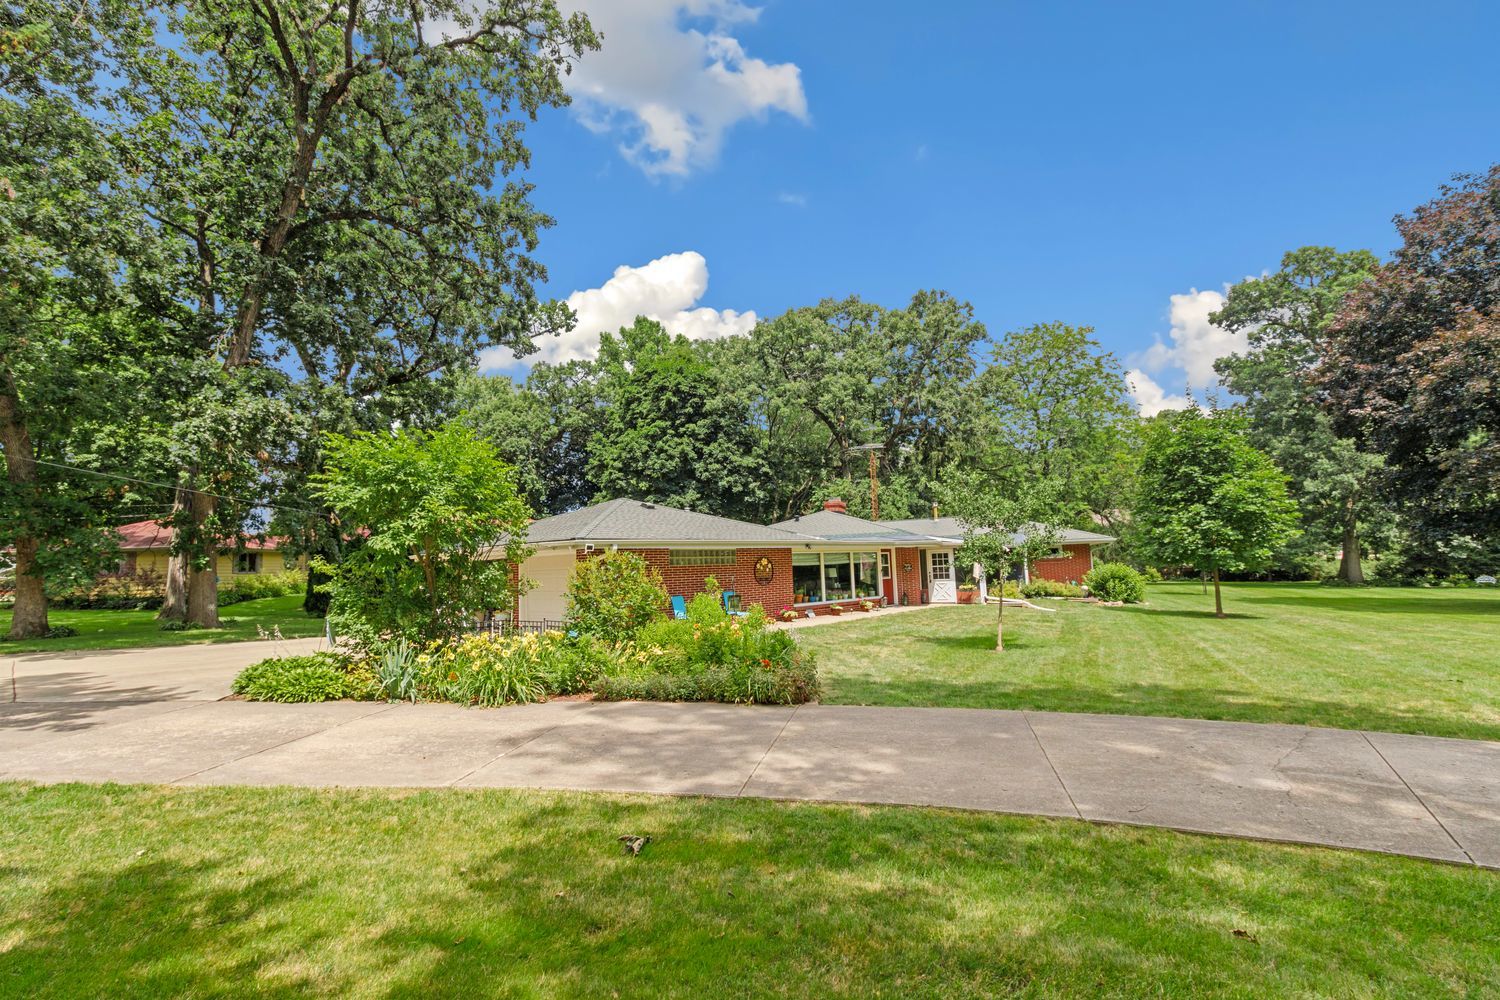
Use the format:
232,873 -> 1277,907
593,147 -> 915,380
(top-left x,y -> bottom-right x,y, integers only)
928,550 -> 957,604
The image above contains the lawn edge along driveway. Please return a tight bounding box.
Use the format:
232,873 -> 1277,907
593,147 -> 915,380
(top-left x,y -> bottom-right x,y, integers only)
3,695 -> 1496,868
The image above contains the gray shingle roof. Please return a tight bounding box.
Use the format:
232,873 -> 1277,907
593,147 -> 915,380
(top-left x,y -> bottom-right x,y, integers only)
882,517 -> 1115,546
519,498 -> 817,546
768,509 -> 937,545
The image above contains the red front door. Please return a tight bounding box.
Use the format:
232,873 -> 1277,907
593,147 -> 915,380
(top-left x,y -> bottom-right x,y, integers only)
880,550 -> 895,605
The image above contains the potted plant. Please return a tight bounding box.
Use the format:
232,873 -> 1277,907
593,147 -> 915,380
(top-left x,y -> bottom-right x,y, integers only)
957,583 -> 978,605
858,599 -> 877,612
827,604 -> 845,615
778,608 -> 800,622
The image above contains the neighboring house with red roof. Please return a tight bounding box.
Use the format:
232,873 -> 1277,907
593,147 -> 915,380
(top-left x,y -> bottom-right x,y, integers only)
114,520 -> 300,588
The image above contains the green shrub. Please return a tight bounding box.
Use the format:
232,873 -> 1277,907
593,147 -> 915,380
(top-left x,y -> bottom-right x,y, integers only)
544,636 -> 614,695
232,653 -> 356,703
1021,578 -> 1083,599
594,652 -> 819,705
224,570 -> 307,601
597,599 -> 820,705
44,625 -> 79,639
1141,566 -> 1164,583
1084,562 -> 1147,603
564,550 -> 668,639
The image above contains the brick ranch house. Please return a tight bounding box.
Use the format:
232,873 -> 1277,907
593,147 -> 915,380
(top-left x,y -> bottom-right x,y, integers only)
487,497 -> 1112,623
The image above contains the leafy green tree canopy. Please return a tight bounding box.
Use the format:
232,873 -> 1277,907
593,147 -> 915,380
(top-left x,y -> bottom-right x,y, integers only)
1212,246 -> 1383,583
1135,408 -> 1299,617
97,0 -> 597,626
312,422 -> 531,655
1319,167 -> 1500,564
975,321 -> 1136,527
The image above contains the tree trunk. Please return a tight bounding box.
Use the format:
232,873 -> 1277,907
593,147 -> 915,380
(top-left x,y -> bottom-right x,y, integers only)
303,558 -> 331,617
184,488 -> 221,628
995,580 -> 1005,651
0,375 -> 47,638
1212,566 -> 1225,619
160,552 -> 188,620
158,488 -> 188,621
1338,505 -> 1364,585
7,536 -> 47,639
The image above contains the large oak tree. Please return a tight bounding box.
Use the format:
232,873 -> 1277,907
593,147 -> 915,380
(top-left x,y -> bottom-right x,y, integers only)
100,0 -> 596,626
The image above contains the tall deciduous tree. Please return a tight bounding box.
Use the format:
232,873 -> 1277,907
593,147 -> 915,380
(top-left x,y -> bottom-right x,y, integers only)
975,322 -> 1137,527
0,1 -> 165,638
1319,167 -> 1500,570
1135,408 -> 1299,617
102,0 -> 596,626
934,468 -> 1065,651
1212,247 -> 1383,583
587,319 -> 768,518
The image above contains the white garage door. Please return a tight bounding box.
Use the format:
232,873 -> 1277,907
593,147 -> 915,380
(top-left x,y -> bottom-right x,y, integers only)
519,550 -> 575,623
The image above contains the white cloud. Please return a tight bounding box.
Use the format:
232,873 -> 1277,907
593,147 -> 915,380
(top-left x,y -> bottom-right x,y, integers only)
1127,287 -> 1248,414
566,1 -> 808,177
482,251 -> 755,368
1126,369 -> 1192,418
775,191 -> 807,207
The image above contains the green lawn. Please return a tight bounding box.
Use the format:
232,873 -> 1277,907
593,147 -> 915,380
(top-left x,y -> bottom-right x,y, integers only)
1,783 -> 1494,998
0,595 -> 324,653
799,582 -> 1500,741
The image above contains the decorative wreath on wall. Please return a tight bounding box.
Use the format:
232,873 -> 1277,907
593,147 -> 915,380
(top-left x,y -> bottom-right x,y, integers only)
753,556 -> 775,585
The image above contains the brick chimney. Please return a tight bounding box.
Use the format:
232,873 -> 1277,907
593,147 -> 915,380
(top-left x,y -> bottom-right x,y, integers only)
823,497 -> 848,514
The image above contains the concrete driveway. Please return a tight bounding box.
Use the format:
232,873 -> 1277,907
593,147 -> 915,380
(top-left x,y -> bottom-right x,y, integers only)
3,641 -> 1497,868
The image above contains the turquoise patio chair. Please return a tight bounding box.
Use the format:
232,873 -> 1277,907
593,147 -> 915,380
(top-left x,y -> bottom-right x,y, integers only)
722,591 -> 750,618
670,595 -> 688,619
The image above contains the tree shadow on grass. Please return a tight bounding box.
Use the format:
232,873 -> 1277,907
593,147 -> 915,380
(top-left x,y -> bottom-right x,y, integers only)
0,856 -> 324,998
1112,607 -> 1262,620
819,677 -> 1500,742
1231,593 -> 1500,616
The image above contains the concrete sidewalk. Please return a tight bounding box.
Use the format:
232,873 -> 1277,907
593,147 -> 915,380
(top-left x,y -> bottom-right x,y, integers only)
2,642 -> 1496,867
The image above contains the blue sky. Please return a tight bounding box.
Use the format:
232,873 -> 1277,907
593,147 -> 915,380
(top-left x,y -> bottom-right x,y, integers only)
487,0 -> 1500,412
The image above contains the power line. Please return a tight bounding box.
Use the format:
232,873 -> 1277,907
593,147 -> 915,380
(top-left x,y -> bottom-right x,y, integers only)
27,458 -> 324,517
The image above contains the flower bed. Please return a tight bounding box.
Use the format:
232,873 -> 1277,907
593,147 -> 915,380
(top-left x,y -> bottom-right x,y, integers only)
232,589 -> 820,708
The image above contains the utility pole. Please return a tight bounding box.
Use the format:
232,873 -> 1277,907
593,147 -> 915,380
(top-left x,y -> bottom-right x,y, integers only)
851,443 -> 884,520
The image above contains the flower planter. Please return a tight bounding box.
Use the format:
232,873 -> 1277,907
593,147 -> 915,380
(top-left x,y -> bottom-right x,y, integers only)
957,589 -> 977,605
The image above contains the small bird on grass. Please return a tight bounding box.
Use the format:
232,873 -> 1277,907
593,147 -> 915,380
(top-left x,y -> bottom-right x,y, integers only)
618,835 -> 652,856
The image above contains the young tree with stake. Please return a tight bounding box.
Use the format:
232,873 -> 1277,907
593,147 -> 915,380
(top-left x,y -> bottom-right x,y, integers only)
935,469 -> 1066,651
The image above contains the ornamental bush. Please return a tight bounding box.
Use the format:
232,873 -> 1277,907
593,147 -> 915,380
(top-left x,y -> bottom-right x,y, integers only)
564,550 -> 668,639
232,653 -> 361,702
1083,562 -> 1147,603
1021,578 -> 1084,599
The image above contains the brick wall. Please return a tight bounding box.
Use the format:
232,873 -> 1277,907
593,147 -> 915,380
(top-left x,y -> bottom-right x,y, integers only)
576,547 -> 796,615
893,546 -> 922,605
1030,543 -> 1095,585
